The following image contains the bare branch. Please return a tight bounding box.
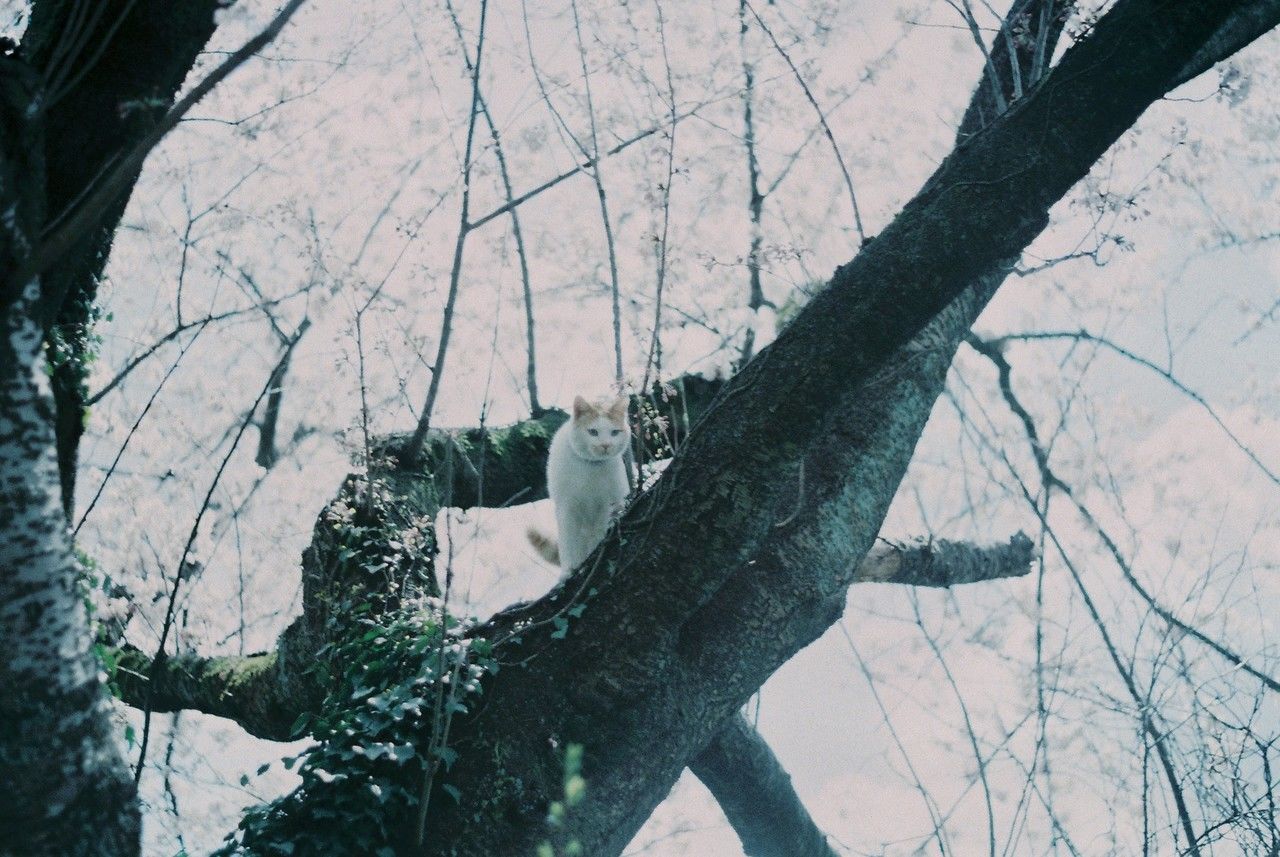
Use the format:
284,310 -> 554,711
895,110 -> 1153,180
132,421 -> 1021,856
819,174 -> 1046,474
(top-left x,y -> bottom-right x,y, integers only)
744,0 -> 865,244
13,0 -> 310,308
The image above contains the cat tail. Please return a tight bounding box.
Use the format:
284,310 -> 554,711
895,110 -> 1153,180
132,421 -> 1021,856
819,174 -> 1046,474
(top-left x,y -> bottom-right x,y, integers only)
526,527 -> 560,566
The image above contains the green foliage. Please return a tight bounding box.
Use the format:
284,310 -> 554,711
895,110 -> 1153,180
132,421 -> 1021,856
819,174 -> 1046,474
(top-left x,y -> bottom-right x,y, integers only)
218,482 -> 493,856
537,743 -> 587,857
45,294 -> 107,417
319,475 -> 440,609
220,599 -> 494,855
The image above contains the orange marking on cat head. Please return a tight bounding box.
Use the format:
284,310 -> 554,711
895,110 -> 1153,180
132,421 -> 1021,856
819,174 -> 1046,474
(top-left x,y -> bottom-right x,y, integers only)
573,396 -> 597,423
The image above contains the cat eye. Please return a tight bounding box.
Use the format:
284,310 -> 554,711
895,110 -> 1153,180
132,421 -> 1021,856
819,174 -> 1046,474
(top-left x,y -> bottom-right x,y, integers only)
610,429 -> 621,436
587,429 -> 599,436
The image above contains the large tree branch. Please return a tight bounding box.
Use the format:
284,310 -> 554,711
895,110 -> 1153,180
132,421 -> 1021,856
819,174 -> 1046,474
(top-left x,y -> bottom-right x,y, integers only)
1170,1 -> 1280,90
110,533 -> 1031,853
374,373 -> 725,511
112,646 -> 297,742
690,714 -> 837,857
422,4 -> 1280,854
109,535 -> 1032,738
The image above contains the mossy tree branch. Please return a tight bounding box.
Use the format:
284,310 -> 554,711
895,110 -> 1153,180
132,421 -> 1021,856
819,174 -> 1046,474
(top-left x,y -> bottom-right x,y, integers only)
109,530 -> 1031,853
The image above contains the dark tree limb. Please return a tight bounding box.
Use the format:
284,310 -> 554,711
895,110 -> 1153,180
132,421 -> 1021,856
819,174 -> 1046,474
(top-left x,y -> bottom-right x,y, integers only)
107,534 -> 1033,736
690,714 -> 838,857
18,0 -> 226,516
375,373 -> 726,510
687,537 -> 1034,857
1170,1 -> 1280,90
855,533 -> 1035,588
419,5 -> 1280,855
255,318 -> 312,469
112,647 -> 299,743
107,533 -> 1031,853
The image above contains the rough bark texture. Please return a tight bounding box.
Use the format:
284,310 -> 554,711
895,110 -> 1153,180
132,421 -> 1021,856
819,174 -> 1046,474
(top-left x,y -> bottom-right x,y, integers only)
110,535 -> 1032,738
410,4 -> 1280,855
100,346 -> 1031,853
691,714 -> 837,857
109,530 -> 1030,853
0,56 -> 139,857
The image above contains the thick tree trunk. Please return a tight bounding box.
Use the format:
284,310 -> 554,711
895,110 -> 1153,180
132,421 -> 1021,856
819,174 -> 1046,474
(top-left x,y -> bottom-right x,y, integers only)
0,57 -> 139,856
413,4 -> 1280,854
109,526 -> 1029,853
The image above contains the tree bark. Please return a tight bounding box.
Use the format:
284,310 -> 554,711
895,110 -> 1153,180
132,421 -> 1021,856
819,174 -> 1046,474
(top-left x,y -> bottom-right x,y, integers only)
0,5 -> 300,852
412,4 -> 1280,854
691,714 -> 837,857
0,55 -> 139,856
109,530 -> 1030,853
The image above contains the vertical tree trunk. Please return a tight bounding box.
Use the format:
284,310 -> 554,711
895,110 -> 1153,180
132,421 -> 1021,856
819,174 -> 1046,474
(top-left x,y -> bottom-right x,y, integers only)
0,57 -> 139,856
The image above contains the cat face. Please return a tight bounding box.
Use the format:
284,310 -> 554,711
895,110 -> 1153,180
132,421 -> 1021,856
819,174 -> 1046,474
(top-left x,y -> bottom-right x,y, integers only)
569,396 -> 630,461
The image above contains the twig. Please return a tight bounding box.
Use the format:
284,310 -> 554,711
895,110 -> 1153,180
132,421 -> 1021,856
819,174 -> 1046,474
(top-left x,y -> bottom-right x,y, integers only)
744,0 -> 865,244
403,0 -> 490,466
133,326 -> 304,783
444,0 -> 541,414
14,0 -> 310,310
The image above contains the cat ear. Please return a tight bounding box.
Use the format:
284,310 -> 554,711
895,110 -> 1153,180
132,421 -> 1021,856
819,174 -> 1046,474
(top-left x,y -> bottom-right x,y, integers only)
606,397 -> 628,422
573,396 -> 595,420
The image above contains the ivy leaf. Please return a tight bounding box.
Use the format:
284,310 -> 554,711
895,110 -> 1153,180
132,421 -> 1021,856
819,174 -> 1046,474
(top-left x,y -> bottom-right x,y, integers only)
434,746 -> 458,769
441,783 -> 462,803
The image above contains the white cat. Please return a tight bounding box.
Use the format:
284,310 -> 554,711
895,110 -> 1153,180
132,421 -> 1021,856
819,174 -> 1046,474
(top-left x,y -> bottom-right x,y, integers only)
527,396 -> 630,575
